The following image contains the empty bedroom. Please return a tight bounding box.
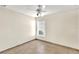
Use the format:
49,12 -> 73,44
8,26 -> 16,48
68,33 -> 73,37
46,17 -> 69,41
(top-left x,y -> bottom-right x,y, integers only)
0,5 -> 79,54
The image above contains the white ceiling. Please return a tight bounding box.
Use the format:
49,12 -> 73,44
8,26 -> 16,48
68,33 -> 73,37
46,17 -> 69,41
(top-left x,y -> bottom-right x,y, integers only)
3,5 -> 79,17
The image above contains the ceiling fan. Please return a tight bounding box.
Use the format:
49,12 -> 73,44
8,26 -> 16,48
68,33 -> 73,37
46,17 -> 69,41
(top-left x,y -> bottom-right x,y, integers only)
25,5 -> 47,17
0,5 -> 47,17
36,5 -> 46,16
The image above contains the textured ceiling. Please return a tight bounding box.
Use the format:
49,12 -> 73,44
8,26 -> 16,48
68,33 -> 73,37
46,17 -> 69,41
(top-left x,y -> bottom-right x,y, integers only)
3,5 -> 79,17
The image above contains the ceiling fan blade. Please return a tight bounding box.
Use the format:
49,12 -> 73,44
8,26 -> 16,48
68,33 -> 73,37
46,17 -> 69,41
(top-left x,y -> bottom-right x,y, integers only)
25,9 -> 47,13
0,5 -> 7,7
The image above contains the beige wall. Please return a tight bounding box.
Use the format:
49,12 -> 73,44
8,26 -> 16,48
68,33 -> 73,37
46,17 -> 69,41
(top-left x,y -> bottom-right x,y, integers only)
0,7 -> 35,52
77,9 -> 79,49
0,6 -> 79,52
42,9 -> 79,49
